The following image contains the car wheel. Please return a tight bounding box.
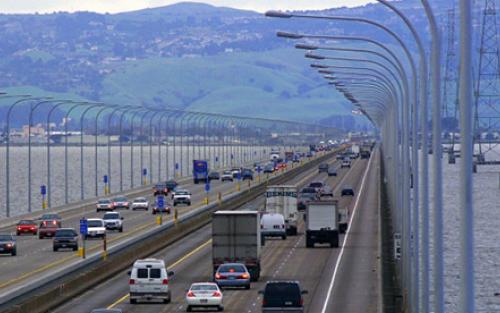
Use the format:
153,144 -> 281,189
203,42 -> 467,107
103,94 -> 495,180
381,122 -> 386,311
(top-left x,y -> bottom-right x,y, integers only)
53,247 -> 57,252
218,305 -> 224,311
119,227 -> 123,233
130,298 -> 137,304
186,306 -> 192,312
173,203 -> 177,206
12,250 -> 16,256
73,246 -> 78,251
16,232 -> 20,236
187,202 -> 191,206
282,235 -> 287,240
245,284 -> 251,290
39,235 -> 43,239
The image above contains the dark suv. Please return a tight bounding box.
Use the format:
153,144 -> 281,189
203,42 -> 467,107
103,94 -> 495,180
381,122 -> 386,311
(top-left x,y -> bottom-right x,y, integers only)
259,281 -> 308,313
53,228 -> 79,251
318,163 -> 329,173
242,169 -> 254,180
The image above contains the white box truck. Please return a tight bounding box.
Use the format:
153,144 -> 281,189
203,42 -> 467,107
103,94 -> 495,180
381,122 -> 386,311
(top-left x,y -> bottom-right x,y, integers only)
212,211 -> 262,281
306,200 -> 339,248
265,185 -> 299,235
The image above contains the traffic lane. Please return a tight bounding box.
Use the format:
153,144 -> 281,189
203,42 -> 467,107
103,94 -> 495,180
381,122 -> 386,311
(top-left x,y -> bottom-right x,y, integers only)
211,158 -> 369,312
108,156 -> 359,313
0,170 -> 270,290
49,154 -> 344,313
313,151 -> 380,313
51,225 -> 214,313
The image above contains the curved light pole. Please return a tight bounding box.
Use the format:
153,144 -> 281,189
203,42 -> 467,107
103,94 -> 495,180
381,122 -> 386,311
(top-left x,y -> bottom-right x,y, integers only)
270,15 -> 421,309
79,103 -> 104,200
63,102 -> 91,205
47,100 -> 77,208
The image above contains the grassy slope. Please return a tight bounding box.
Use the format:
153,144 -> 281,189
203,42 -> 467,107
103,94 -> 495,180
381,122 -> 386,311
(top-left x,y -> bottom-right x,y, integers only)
99,48 -> 352,121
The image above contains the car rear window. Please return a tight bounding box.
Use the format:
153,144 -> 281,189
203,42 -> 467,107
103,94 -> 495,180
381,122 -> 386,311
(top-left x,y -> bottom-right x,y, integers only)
219,264 -> 246,273
309,182 -> 324,188
149,268 -> 161,278
103,213 -> 119,220
55,229 -> 76,237
191,284 -> 218,291
301,187 -> 317,194
88,220 -> 103,227
0,235 -> 12,241
137,268 -> 148,278
18,220 -> 34,225
114,197 -> 127,202
98,200 -> 110,204
264,283 -> 301,307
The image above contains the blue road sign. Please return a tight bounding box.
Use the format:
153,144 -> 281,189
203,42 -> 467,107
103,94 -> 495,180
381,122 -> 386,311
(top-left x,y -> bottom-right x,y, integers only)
215,156 -> 219,162
231,154 -> 234,159
156,195 -> 165,209
205,183 -> 210,192
40,185 -> 46,195
236,172 -> 241,181
79,219 -> 88,235
256,166 -> 262,173
143,168 -> 147,176
103,175 -> 108,183
175,163 -> 179,170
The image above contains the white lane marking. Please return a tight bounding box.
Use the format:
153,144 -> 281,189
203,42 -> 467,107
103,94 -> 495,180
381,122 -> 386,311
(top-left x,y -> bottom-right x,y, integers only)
320,154 -> 374,313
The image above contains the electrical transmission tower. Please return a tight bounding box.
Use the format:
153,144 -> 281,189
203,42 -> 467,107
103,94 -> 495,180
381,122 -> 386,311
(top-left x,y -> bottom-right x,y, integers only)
442,8 -> 459,162
474,0 -> 500,164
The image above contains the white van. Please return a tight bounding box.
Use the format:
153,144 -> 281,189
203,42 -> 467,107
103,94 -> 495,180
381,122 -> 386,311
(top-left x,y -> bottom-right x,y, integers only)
129,258 -> 174,304
260,213 -> 287,240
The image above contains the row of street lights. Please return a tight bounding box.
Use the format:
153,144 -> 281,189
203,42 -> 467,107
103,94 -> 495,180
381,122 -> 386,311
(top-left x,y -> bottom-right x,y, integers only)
266,1 -> 474,312
2,96 -> 338,218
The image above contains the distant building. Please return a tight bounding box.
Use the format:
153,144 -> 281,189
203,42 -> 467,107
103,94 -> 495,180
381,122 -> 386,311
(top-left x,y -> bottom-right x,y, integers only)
22,125 -> 45,138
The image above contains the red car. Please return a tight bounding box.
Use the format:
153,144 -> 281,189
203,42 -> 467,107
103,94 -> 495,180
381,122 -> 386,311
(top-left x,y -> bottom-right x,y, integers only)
39,220 -> 61,239
16,220 -> 38,235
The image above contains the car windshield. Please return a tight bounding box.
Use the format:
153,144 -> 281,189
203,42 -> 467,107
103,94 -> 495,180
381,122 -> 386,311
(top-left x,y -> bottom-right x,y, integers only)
155,184 -> 166,188
55,229 -> 76,237
114,197 -> 127,202
134,198 -> 146,202
98,200 -> 111,204
264,283 -> 301,302
176,191 -> 189,195
88,220 -> 103,227
18,220 -> 35,225
300,193 -> 316,200
223,171 -> 231,175
218,264 -> 246,273
191,284 -> 218,291
103,213 -> 119,220
0,235 -> 13,241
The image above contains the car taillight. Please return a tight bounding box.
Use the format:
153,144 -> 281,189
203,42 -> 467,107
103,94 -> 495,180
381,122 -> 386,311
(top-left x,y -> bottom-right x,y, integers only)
162,279 -> 168,285
113,202 -> 117,206
262,299 -> 267,306
31,227 -> 36,230
16,226 -> 21,230
187,291 -> 195,297
215,273 -> 221,279
129,279 -> 135,285
6,243 -> 12,248
212,291 -> 222,297
300,298 -> 304,305
239,273 -> 250,279
52,221 -> 57,225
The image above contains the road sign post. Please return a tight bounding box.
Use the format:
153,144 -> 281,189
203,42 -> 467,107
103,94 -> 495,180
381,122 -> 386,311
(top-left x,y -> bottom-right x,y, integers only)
103,175 -> 109,195
156,195 -> 165,225
79,219 -> 88,259
204,181 -> 210,205
143,168 -> 148,185
40,185 -> 47,209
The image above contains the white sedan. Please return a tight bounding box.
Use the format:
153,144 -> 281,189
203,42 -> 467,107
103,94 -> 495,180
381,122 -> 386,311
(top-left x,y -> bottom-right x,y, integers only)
186,282 -> 223,312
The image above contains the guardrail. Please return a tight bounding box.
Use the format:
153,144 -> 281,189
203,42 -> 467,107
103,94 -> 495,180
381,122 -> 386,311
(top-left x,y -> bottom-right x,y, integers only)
0,150 -> 340,313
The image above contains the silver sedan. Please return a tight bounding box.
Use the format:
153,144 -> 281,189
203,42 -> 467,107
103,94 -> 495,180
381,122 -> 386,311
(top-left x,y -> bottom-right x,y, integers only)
185,282 -> 224,312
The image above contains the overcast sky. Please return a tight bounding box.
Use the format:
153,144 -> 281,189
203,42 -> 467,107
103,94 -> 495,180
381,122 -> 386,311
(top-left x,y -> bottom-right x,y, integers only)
0,0 -> 375,14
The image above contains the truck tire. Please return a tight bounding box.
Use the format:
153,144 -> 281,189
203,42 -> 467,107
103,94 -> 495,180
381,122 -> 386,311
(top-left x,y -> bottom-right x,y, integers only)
281,234 -> 287,240
306,238 -> 313,248
331,235 -> 339,248
130,298 -> 137,304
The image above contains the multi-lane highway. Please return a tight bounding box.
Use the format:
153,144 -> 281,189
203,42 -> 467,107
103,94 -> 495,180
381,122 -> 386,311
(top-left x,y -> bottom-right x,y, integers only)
48,150 -> 381,313
0,157 -> 302,297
